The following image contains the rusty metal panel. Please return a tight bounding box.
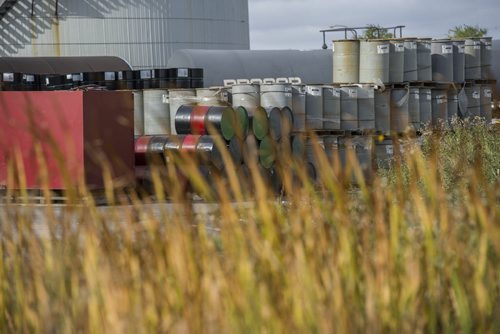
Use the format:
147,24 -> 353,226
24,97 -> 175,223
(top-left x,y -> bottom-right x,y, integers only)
0,91 -> 134,189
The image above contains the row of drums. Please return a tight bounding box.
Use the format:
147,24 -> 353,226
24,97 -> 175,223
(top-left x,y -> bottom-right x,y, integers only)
133,82 -> 493,138
332,37 -> 494,84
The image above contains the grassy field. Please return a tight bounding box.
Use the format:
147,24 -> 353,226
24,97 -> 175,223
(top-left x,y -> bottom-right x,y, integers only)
0,121 -> 499,333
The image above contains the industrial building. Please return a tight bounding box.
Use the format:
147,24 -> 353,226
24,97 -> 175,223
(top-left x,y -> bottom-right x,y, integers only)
0,0 -> 250,69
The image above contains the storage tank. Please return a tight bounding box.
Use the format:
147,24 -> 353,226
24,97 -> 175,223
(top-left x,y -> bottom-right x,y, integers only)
333,40 -> 360,83
359,40 -> 390,84
0,0 -> 250,69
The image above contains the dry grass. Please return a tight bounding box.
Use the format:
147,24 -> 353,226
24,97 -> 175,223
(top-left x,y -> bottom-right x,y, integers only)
0,122 -> 499,333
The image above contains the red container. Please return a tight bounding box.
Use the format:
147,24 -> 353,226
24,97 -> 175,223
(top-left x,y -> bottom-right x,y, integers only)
0,91 -> 134,189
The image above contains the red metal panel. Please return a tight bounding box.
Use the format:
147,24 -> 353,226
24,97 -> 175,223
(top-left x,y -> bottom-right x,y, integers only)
0,91 -> 134,190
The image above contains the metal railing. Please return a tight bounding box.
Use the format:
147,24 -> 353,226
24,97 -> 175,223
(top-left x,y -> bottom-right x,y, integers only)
320,25 -> 406,49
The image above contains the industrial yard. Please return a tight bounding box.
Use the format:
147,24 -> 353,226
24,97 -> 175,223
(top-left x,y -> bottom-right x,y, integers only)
0,0 -> 499,332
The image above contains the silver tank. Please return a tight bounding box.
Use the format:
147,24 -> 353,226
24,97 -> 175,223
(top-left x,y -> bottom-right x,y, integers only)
408,87 -> 421,131
332,40 -> 360,83
431,39 -> 454,82
480,37 -> 493,80
417,39 -> 432,81
419,88 -> 432,125
169,89 -> 196,135
133,90 -> 144,136
480,84 -> 493,123
305,85 -> 323,130
465,85 -> 481,118
464,39 -> 482,80
389,39 -> 405,83
292,85 -> 307,132
453,40 -> 465,83
359,39 -> 390,83
143,89 -> 170,135
260,84 -> 293,108
447,88 -> 459,122
431,89 -> 448,126
323,86 -> 341,130
404,39 -> 418,81
390,88 -> 409,133
357,86 -> 375,131
340,86 -> 358,131
375,88 -> 391,134
231,84 -> 260,109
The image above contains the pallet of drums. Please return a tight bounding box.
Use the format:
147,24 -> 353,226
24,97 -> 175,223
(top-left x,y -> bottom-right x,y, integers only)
332,37 -> 495,125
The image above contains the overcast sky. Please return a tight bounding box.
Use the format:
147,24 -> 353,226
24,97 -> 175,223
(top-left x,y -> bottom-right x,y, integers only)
248,0 -> 500,50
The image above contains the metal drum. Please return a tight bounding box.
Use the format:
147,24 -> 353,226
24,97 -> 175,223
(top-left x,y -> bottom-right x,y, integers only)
465,85 -> 481,118
323,135 -> 339,162
305,85 -> 323,130
457,87 -> 469,118
143,89 -> 170,135
340,86 -> 358,131
464,39 -> 482,80
291,85 -> 306,132
259,135 -> 276,169
323,86 -> 341,130
389,39 -> 405,83
390,88 -> 409,133
431,89 -> 448,126
375,138 -> 394,170
480,37 -> 493,80
408,87 -> 420,131
133,91 -> 144,136
260,84 -> 292,108
375,88 -> 391,134
359,39 -> 390,84
332,39 -> 360,84
169,89 -> 196,135
357,86 -> 375,131
404,38 -> 418,82
417,38 -> 432,81
431,39 -> 454,82
231,84 -> 260,109
453,40 -> 465,83
266,107 -> 283,141
480,84 -> 492,124
419,88 -> 432,125
447,88 -> 459,122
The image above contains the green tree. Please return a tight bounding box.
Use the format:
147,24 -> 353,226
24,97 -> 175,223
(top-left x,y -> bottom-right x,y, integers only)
360,24 -> 393,39
448,25 -> 487,38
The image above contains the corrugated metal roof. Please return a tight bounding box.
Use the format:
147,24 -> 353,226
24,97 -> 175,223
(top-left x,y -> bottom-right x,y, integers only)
0,56 -> 132,74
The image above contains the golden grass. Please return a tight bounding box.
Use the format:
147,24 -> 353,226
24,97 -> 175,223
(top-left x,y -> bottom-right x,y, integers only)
0,122 -> 499,333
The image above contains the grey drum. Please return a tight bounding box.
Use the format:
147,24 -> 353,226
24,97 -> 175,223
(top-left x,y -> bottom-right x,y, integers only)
431,89 -> 448,126
408,87 -> 420,131
143,89 -> 170,135
359,39 -> 390,84
419,88 -> 432,125
333,39 -> 360,83
260,84 -> 293,108
389,39 -> 405,83
453,40 -> 465,83
169,89 -> 196,135
323,86 -> 341,130
340,86 -> 358,131
465,85 -> 481,118
305,85 -> 323,130
133,90 -> 144,136
375,88 -> 391,134
480,37 -> 493,80
447,88 -> 459,122
390,88 -> 409,133
464,39 -> 482,80
417,39 -> 432,81
357,86 -> 375,130
404,39 -> 418,81
431,39 -> 454,82
291,85 -> 307,132
480,84 -> 492,123
231,84 -> 260,109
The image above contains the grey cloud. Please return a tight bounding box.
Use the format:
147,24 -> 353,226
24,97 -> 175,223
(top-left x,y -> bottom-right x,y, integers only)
248,0 -> 500,50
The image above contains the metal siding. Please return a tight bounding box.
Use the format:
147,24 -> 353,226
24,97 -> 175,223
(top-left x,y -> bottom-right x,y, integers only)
0,0 -> 250,68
